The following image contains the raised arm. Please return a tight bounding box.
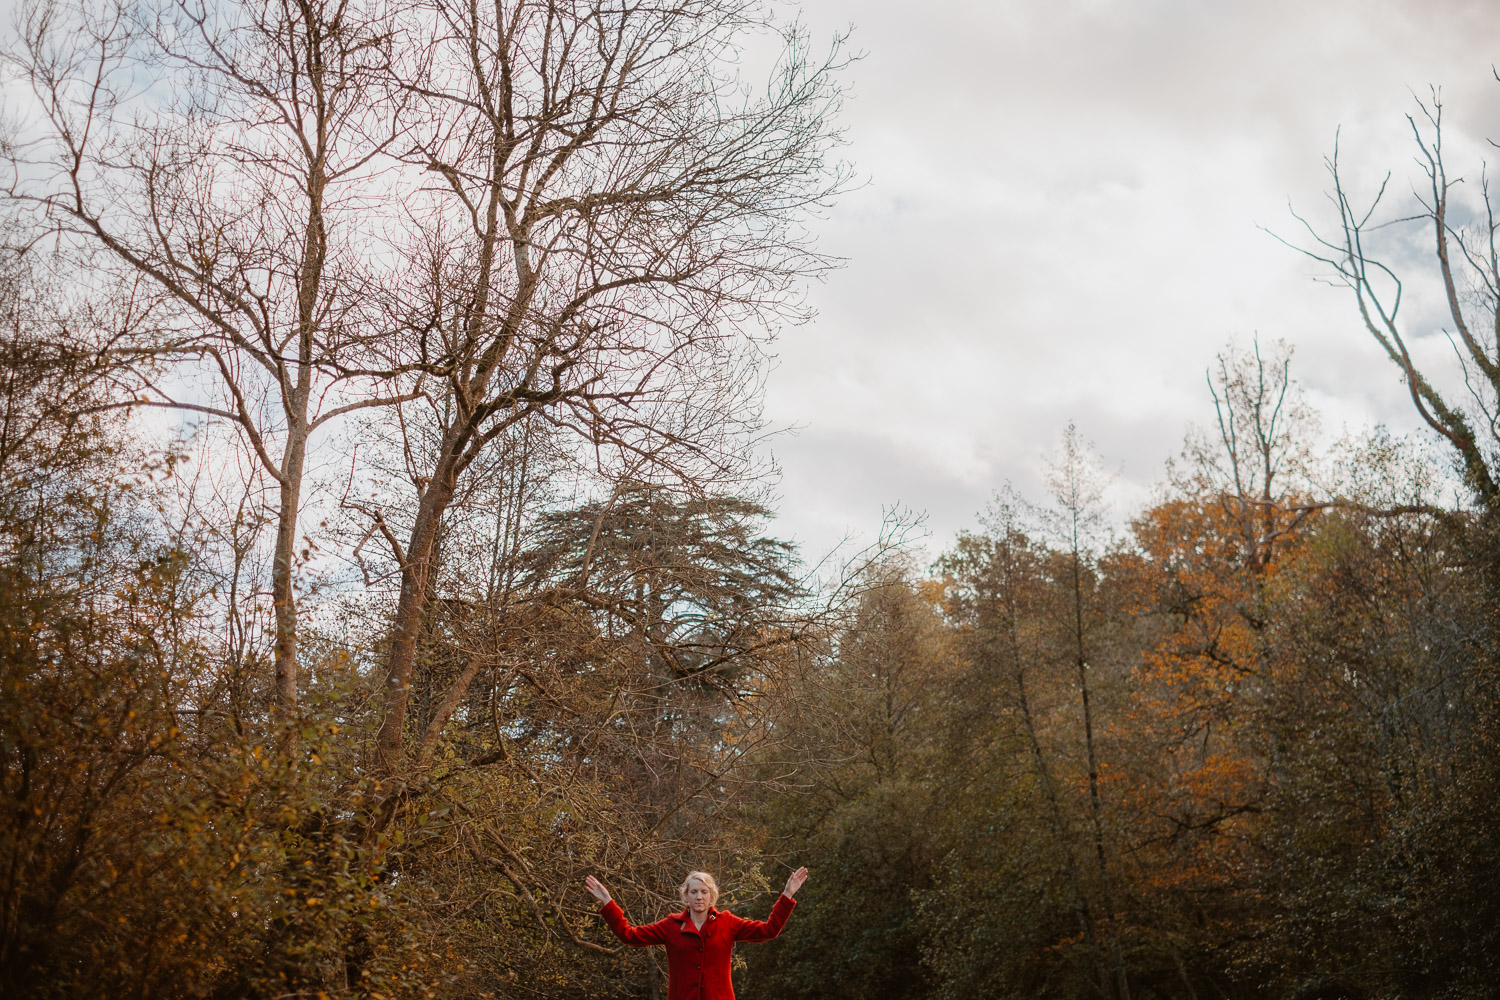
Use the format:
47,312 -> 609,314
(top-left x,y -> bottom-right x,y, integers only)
733,867 -> 808,943
585,875 -> 670,947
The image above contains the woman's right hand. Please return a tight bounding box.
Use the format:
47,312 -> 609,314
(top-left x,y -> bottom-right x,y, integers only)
584,874 -> 612,904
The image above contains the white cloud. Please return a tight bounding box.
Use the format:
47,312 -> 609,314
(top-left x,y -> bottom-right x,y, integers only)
760,0 -> 1500,560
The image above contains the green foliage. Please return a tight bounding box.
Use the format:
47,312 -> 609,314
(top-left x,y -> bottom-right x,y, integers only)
741,574 -> 952,1000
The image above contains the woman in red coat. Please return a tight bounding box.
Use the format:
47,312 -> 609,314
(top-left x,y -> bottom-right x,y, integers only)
584,867 -> 808,1000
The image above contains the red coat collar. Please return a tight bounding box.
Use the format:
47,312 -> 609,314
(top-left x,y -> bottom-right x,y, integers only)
670,907 -> 719,930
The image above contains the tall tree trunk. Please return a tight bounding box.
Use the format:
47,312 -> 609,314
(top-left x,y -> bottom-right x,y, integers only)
374,457 -> 460,781
271,429 -> 307,727
1069,537 -> 1130,1000
270,137 -> 327,743
373,137 -> 506,785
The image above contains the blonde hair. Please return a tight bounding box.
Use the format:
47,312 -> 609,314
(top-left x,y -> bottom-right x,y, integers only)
678,870 -> 720,905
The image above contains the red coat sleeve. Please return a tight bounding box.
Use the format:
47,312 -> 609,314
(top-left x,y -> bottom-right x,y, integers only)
731,893 -> 797,942
598,900 -> 672,946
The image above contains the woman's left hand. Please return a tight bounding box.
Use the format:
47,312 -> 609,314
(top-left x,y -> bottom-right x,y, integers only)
783,866 -> 809,898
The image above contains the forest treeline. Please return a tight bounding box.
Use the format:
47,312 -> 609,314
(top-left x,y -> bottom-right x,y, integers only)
7,0 -> 1500,998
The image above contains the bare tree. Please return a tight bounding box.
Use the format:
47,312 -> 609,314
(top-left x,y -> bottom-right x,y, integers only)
1173,338 -> 1319,574
363,0 -> 852,784
1280,87 -> 1500,513
2,0 -> 413,734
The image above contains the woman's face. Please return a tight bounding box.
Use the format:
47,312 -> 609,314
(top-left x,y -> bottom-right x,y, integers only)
684,877 -> 714,913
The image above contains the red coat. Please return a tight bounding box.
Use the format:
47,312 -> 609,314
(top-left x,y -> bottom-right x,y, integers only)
598,894 -> 797,1000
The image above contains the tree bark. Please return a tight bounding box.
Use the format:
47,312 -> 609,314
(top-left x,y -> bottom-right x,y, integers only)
271,431 -> 307,726
374,466 -> 458,781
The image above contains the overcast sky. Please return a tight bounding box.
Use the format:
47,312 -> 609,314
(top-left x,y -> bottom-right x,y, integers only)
757,0 -> 1500,560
